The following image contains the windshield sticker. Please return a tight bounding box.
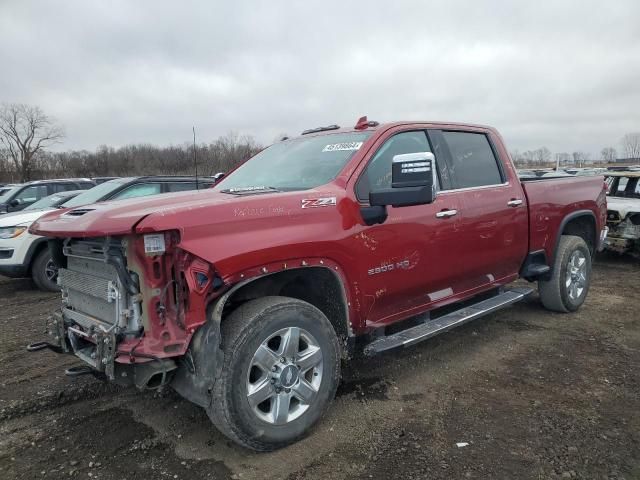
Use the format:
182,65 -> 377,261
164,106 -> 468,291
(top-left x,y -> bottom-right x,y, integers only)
322,142 -> 363,152
302,197 -> 337,209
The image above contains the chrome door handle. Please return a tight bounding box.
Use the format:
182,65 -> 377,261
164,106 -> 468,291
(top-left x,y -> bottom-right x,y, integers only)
507,199 -> 523,207
436,209 -> 458,218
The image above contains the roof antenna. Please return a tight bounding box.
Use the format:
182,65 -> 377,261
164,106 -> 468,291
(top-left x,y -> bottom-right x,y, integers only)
192,126 -> 199,190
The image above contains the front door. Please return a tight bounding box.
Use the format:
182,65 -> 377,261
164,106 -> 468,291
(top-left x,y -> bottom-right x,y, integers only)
352,129 -> 466,327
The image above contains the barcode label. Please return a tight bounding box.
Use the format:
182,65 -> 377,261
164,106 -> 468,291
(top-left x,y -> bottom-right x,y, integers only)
322,142 -> 363,152
144,234 -> 166,254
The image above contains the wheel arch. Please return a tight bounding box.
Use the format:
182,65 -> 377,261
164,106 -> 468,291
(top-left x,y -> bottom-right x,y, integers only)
211,266 -> 353,356
26,237 -> 49,272
552,210 -> 597,266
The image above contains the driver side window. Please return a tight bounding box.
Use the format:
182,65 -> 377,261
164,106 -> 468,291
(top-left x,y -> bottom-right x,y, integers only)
356,131 -> 433,201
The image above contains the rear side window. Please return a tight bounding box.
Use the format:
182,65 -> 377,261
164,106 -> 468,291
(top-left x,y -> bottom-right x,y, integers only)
441,132 -> 503,189
111,183 -> 162,200
51,183 -> 75,193
167,182 -> 197,192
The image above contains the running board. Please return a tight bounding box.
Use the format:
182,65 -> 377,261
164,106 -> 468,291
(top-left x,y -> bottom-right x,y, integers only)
363,287 -> 534,356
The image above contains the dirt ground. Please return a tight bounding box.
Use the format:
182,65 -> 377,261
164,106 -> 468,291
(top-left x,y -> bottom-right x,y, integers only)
0,253 -> 638,480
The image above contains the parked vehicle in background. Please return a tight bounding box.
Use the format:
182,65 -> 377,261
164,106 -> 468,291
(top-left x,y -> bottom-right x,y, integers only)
0,178 -> 95,214
59,176 -> 216,210
0,176 -> 215,291
0,190 -> 84,289
30,118 -> 607,451
92,176 -> 120,184
0,184 -> 20,196
604,170 -> 640,256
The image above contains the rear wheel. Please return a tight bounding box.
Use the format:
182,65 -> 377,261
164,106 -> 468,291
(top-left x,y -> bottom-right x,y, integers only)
208,296 -> 341,451
538,235 -> 591,312
31,249 -> 59,292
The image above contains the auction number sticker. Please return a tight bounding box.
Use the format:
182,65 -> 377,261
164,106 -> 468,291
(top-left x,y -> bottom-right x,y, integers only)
144,234 -> 166,254
322,142 -> 363,152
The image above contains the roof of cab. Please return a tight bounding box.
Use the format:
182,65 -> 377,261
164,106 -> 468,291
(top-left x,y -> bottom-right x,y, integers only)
291,119 -> 498,140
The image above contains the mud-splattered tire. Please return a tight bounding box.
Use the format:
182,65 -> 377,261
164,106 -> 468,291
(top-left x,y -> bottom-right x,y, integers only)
207,296 -> 341,451
31,249 -> 59,292
539,235 -> 591,313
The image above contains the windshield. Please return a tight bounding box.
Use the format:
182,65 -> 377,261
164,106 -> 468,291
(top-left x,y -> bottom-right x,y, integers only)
62,179 -> 129,208
607,176 -> 640,199
215,132 -> 372,192
0,186 -> 20,203
25,192 -> 77,210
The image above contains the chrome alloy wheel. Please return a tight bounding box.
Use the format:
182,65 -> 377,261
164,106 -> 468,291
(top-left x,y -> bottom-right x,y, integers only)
246,327 -> 323,425
566,250 -> 587,300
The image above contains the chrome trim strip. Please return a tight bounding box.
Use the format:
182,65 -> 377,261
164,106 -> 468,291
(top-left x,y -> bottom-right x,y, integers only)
439,182 -> 510,195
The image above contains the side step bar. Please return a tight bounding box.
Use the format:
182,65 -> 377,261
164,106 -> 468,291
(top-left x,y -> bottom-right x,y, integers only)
363,287 -> 534,356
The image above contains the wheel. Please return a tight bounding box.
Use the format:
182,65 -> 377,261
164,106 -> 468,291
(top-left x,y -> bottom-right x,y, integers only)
207,296 -> 341,451
31,249 -> 60,292
538,235 -> 591,312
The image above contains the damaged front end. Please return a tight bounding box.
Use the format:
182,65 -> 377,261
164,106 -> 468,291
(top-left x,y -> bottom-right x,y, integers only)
31,232 -> 225,400
604,210 -> 640,256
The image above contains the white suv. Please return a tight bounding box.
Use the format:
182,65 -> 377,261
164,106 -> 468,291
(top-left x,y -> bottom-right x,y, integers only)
0,190 -> 83,290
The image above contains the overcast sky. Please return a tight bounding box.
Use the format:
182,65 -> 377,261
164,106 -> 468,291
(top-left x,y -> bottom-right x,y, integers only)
1,0 -> 639,157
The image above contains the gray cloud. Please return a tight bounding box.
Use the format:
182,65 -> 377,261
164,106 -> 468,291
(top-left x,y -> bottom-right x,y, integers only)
1,0 -> 639,157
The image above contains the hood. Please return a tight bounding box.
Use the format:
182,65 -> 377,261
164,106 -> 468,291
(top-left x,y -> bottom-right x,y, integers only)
30,188 -> 339,238
607,196 -> 640,218
0,208 -> 56,227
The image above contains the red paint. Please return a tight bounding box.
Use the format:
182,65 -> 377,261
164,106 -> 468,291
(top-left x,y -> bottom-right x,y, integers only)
32,122 -> 606,359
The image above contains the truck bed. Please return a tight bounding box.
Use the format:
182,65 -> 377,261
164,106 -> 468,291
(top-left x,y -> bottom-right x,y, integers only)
521,175 -> 607,262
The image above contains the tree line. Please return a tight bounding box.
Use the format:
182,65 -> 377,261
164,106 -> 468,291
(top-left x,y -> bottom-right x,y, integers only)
510,134 -> 640,168
2,102 -> 639,182
0,103 -> 262,183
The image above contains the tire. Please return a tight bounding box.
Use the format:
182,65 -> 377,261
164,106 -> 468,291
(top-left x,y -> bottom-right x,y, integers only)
207,296 -> 341,451
538,235 -> 591,313
31,249 -> 60,292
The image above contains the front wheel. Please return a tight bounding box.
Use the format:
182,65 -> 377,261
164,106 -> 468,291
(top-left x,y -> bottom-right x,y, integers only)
208,296 -> 341,451
31,249 -> 60,292
538,235 -> 592,312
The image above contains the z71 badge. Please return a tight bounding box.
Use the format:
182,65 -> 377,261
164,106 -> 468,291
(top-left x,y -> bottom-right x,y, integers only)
302,197 -> 337,209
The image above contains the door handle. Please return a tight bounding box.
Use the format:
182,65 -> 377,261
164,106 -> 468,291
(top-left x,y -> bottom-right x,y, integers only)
436,209 -> 458,218
507,199 -> 523,207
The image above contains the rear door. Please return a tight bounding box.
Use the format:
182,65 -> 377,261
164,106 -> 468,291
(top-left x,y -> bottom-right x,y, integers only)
435,129 -> 528,291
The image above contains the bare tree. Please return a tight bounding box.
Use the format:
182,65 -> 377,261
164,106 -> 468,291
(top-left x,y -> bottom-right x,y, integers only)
572,151 -> 590,168
0,103 -> 64,182
621,133 -> 640,159
600,147 -> 617,163
510,150 -> 524,166
533,147 -> 551,165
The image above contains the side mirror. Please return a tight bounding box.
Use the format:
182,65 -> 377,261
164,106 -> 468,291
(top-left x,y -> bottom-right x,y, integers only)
369,152 -> 437,208
213,172 -> 225,182
9,199 -> 20,207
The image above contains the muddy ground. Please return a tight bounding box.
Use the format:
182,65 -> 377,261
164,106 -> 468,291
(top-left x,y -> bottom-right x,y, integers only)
0,253 -> 638,480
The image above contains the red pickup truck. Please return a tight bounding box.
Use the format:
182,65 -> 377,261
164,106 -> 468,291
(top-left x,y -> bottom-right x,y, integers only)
29,118 -> 607,451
